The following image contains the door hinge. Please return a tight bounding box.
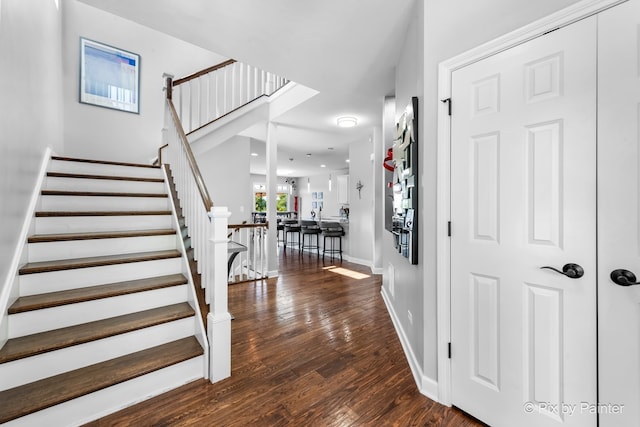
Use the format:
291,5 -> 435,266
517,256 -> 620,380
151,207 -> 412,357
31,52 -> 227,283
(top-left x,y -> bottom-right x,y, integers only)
441,98 -> 452,116
447,221 -> 452,237
448,342 -> 452,359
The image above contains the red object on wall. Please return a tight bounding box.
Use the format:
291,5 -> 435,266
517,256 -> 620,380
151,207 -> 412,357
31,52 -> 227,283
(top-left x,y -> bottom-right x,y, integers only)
383,147 -> 394,172
294,196 -> 298,212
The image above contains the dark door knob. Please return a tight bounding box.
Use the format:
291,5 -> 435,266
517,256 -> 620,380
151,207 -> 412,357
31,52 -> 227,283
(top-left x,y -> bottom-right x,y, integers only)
540,263 -> 584,279
610,269 -> 640,286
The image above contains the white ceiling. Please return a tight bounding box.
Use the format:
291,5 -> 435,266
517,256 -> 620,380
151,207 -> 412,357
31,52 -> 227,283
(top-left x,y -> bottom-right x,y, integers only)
79,0 -> 416,177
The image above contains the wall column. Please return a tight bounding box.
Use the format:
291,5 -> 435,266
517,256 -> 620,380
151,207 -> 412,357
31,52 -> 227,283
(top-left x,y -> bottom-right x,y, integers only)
265,121 -> 279,277
372,125 -> 383,273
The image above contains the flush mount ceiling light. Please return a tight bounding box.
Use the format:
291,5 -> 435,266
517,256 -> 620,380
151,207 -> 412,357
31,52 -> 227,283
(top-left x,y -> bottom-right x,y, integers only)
337,116 -> 357,128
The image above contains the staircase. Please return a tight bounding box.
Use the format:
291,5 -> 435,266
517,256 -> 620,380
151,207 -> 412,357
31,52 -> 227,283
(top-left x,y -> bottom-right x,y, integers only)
0,156 -> 207,426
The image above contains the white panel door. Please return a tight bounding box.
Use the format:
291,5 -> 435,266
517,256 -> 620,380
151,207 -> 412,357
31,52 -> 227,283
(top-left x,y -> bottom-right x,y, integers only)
450,17 -> 597,427
598,1 -> 640,426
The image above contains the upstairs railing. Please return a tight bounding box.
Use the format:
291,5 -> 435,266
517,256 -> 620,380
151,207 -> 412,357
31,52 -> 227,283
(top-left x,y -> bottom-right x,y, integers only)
172,59 -> 289,134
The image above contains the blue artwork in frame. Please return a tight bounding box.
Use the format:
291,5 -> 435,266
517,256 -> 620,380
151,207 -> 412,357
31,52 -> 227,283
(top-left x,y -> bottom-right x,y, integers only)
79,38 -> 140,114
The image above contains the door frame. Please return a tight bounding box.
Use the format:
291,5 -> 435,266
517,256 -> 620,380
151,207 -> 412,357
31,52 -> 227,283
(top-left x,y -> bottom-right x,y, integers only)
435,0 -> 628,406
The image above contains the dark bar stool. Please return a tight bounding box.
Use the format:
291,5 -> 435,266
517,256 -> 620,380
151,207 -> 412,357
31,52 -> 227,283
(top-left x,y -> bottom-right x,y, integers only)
300,220 -> 321,257
321,222 -> 345,260
276,218 -> 285,246
283,219 -> 301,251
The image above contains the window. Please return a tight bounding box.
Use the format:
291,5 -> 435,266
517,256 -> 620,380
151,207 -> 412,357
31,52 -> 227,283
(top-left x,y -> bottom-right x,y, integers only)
254,183 -> 291,212
255,192 -> 267,212
276,193 -> 287,211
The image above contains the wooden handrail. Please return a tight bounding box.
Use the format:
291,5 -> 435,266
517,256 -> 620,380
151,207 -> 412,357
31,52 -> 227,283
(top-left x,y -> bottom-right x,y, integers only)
228,222 -> 269,230
228,221 -> 247,238
157,143 -> 168,166
166,98 -> 213,211
173,59 -> 237,86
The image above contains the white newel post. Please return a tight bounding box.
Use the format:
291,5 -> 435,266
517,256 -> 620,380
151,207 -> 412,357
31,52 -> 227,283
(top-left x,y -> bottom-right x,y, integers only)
207,206 -> 231,383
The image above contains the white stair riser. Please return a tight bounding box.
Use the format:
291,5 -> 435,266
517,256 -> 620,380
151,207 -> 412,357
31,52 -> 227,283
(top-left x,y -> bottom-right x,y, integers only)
0,317 -> 196,391
35,215 -> 174,234
40,195 -> 170,212
45,177 -> 166,194
28,235 -> 178,262
3,357 -> 204,427
9,285 -> 189,338
20,257 -> 183,296
49,160 -> 163,180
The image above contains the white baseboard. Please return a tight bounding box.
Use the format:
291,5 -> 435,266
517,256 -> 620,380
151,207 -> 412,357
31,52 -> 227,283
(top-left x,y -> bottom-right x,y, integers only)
343,255 -> 384,276
421,373 -> 439,402
343,255 -> 369,267
380,287 -> 440,403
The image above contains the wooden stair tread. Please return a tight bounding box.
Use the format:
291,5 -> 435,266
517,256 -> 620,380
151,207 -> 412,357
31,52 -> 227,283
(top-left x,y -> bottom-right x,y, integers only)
19,250 -> 181,275
28,229 -> 176,243
0,303 -> 194,364
35,210 -> 172,217
51,156 -> 160,169
0,336 -> 202,424
9,274 -> 188,314
42,190 -> 168,198
47,171 -> 164,183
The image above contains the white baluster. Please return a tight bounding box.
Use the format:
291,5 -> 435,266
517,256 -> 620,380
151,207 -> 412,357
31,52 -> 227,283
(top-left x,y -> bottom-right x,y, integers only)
214,72 -> 220,119
207,72 -> 215,124
238,63 -> 244,106
232,64 -> 238,108
246,66 -> 250,101
190,79 -> 198,132
251,66 -> 256,100
199,76 -> 207,129
175,86 -> 182,124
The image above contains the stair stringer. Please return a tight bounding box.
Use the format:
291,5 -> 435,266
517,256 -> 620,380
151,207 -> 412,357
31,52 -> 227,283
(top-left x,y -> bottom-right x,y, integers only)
0,147 -> 52,351
160,165 -> 210,379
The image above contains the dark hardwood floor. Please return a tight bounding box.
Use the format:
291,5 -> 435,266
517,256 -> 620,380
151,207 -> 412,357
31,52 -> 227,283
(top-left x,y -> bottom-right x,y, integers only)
86,249 -> 484,426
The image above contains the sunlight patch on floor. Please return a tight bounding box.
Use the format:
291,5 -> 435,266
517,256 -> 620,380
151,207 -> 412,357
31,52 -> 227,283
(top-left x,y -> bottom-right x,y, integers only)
323,266 -> 370,280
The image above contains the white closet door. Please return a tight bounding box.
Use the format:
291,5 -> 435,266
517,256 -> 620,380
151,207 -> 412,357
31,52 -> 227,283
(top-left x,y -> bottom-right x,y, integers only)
598,1 -> 640,426
450,17 -> 597,427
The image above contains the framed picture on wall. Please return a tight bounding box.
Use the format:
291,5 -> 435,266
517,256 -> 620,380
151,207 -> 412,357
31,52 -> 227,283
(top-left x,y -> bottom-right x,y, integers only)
79,38 -> 140,114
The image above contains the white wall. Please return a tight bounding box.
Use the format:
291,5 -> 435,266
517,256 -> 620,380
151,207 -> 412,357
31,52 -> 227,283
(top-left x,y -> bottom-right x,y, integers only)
0,0 -> 64,289
382,0 -> 426,383
383,0 -> 586,389
299,169 -> 348,221
348,139 -> 374,264
61,0 -> 227,164
198,136 -> 252,225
